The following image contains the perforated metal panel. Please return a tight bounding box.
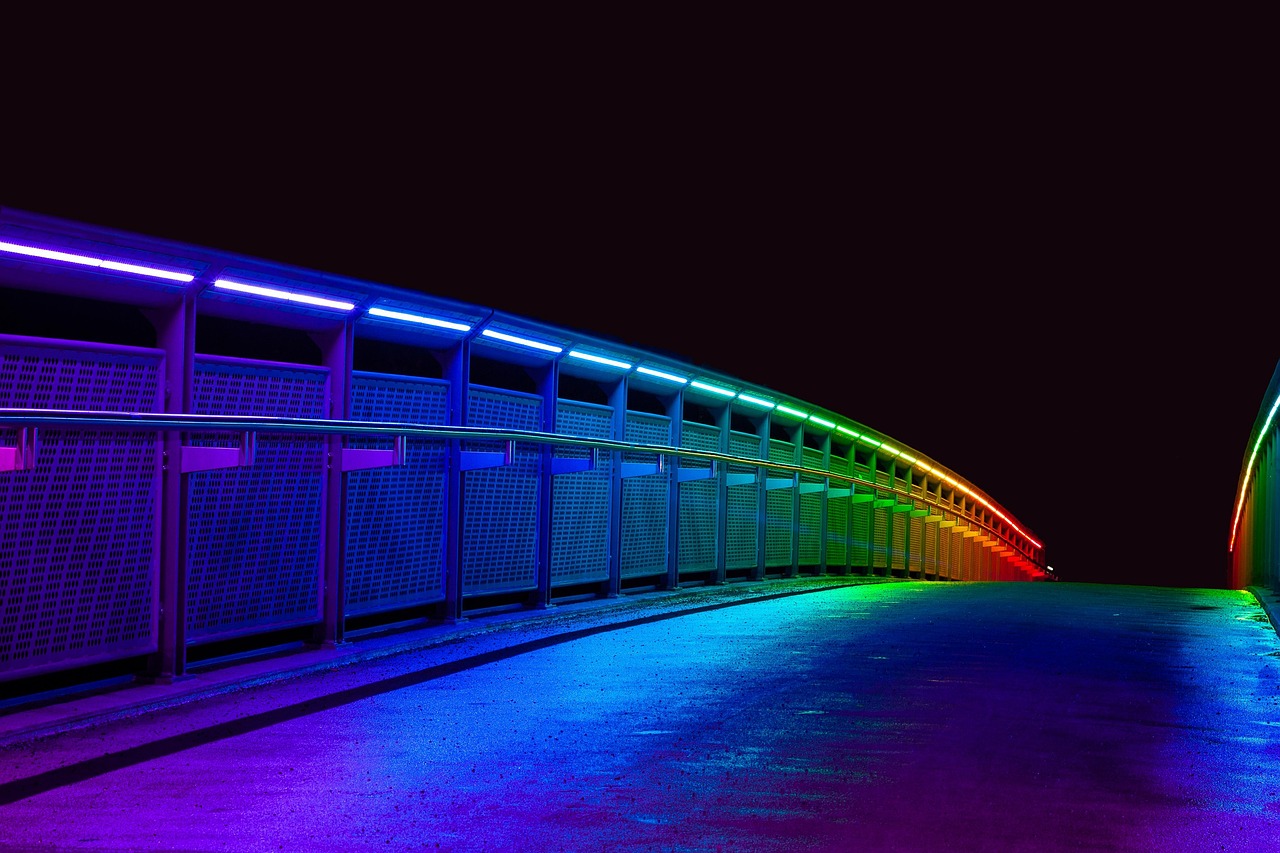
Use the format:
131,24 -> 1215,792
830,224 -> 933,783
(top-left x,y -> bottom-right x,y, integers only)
0,340 -> 162,677
766,439 -> 794,568
186,358 -> 327,640
872,504 -> 889,570
923,512 -> 936,576
551,401 -> 611,586
851,501 -> 870,569
678,422 -> 718,573
826,454 -> 849,568
937,519 -> 950,578
909,507 -> 923,573
345,373 -> 448,615
621,412 -> 669,578
798,447 -> 823,565
726,431 -> 760,570
463,387 -> 541,595
891,509 -> 907,571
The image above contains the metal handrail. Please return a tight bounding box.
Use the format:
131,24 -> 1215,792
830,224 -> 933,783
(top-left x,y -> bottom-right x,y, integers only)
0,407 -> 1035,560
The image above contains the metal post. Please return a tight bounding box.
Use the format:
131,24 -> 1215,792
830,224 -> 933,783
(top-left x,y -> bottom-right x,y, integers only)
754,414 -> 768,582
713,402 -> 729,586
535,361 -> 556,609
313,319 -> 352,648
141,293 -> 194,682
665,390 -> 682,591
443,340 -> 468,622
607,378 -> 626,597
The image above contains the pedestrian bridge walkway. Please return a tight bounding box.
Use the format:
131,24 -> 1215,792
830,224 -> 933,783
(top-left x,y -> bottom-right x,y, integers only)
2,579 -> 1279,851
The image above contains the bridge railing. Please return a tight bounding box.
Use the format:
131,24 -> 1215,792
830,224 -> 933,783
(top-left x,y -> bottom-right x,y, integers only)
1229,359 -> 1280,590
0,206 -> 1045,691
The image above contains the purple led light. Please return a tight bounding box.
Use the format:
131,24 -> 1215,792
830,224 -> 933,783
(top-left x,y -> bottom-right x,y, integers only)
0,240 -> 196,282
213,279 -> 355,311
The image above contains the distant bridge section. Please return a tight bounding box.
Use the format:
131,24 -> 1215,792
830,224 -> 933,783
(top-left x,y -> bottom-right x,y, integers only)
1230,359 -> 1280,590
0,208 -> 1045,691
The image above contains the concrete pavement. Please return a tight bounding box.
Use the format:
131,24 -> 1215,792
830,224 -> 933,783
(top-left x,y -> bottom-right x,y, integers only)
2,578 -> 1280,852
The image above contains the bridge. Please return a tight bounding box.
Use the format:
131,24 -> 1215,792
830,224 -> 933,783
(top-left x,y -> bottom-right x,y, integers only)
2,208 -> 1278,850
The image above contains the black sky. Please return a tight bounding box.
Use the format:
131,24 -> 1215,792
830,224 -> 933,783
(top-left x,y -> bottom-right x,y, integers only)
3,33 -> 1272,589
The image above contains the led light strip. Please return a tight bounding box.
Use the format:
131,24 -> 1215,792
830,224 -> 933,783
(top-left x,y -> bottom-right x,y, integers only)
213,279 -> 355,311
0,240 -> 195,282
636,366 -> 688,384
689,380 -> 735,397
479,329 -> 563,353
1229,393 -> 1280,551
736,393 -> 774,409
568,350 -> 631,370
367,306 -> 471,332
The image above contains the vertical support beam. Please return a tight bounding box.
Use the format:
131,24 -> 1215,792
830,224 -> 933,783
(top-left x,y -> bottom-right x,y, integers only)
843,441 -> 854,575
891,460 -> 903,577
313,319 -> 353,648
904,465 -> 914,578
442,339 -> 469,622
754,414 -> 768,582
534,361 -> 556,609
818,431 -> 830,574
607,378 -> 626,598
141,293 -> 194,683
788,423 -> 801,578
713,402 -> 729,586
665,390 -> 682,590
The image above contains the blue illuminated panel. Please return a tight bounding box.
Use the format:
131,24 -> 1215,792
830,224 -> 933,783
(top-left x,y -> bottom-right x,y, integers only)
678,422 -> 718,573
621,412 -> 670,578
766,438 -> 794,569
726,431 -> 761,570
186,358 -> 327,640
551,401 -> 612,587
463,387 -> 541,595
345,373 -> 449,615
0,340 -> 162,676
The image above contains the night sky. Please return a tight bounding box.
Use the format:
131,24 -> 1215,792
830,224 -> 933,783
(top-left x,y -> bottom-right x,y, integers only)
3,47 -> 1271,590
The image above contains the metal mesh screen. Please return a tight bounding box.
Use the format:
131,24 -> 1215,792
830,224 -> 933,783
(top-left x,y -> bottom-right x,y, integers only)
621,412 -> 669,578
726,431 -> 760,570
909,507 -> 924,573
765,439 -> 794,568
0,341 -> 162,677
826,454 -> 849,568
345,373 -> 449,615
891,508 -> 907,571
186,358 -> 327,640
873,505 -> 889,570
923,511 -> 936,576
551,401 -> 611,586
798,447 -> 823,565
678,422 -> 718,573
937,518 -> 950,578
462,387 -> 541,595
851,501 -> 870,568
873,469 -> 890,569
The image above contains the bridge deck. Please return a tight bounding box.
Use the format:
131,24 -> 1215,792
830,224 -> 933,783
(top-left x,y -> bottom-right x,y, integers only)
2,580 -> 1279,851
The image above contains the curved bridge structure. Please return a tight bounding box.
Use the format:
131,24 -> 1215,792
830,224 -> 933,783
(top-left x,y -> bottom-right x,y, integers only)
1229,358 -> 1280,591
0,207 -> 1045,690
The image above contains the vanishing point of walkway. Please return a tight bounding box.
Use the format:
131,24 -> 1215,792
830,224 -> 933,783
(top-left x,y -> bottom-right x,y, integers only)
2,579 -> 1279,852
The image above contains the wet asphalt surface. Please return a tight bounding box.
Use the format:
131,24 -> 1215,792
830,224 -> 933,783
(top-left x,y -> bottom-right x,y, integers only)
1,579 -> 1279,852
